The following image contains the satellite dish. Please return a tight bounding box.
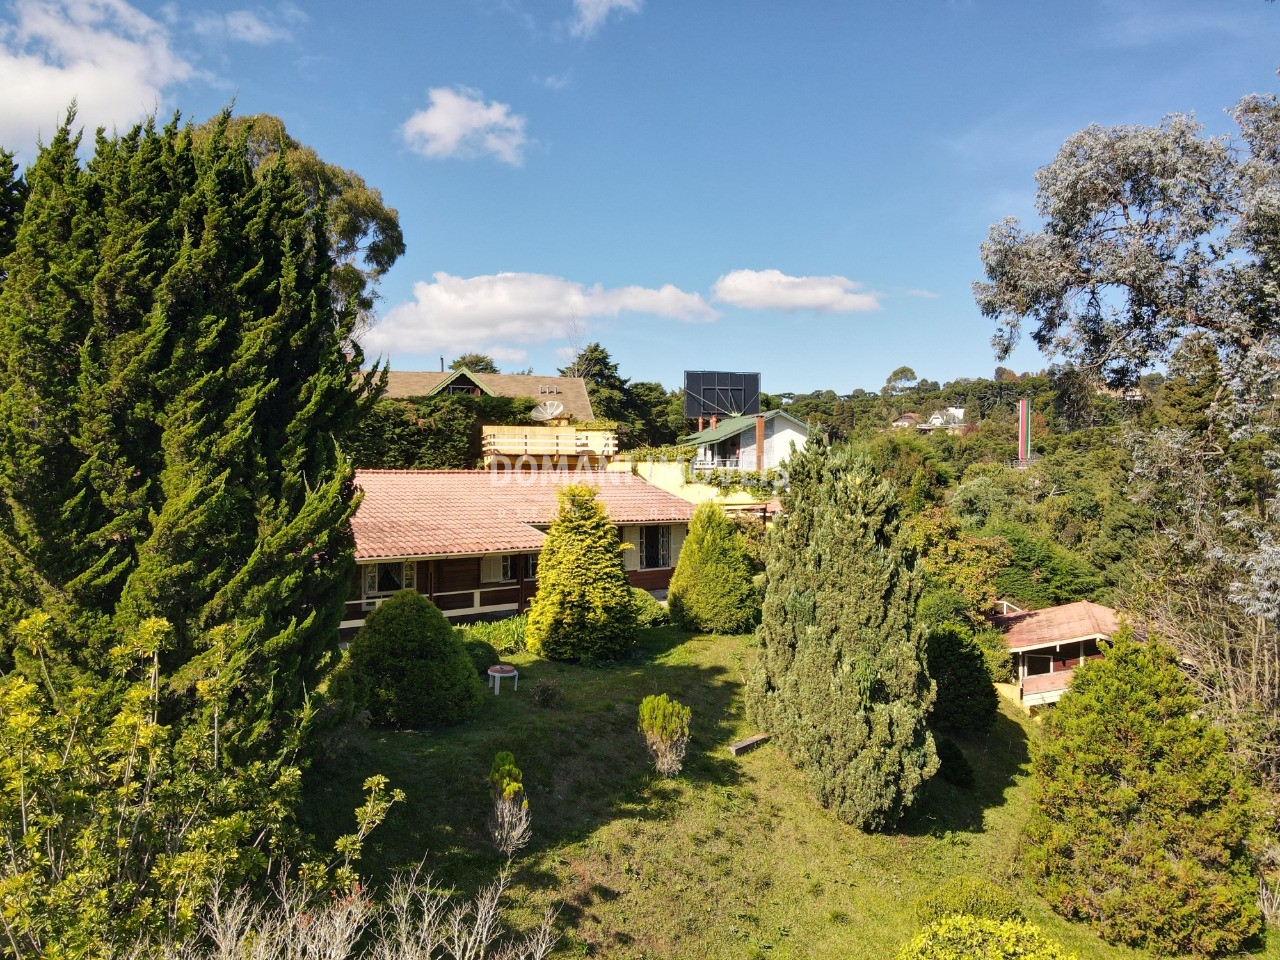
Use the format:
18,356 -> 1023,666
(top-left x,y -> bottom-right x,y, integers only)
530,400 -> 565,422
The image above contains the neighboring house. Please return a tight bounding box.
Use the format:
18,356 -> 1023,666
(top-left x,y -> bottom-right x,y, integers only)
342,469 -> 694,632
916,407 -> 968,434
891,412 -> 923,429
994,600 -> 1119,709
385,368 -> 617,468
384,368 -> 595,421
680,410 -> 809,473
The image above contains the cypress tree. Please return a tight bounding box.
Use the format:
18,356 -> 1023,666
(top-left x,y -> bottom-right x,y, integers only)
667,501 -> 758,633
0,110 -> 375,851
526,484 -> 637,661
924,622 -> 997,736
748,444 -> 938,830
0,145 -> 26,279
1026,628 -> 1259,956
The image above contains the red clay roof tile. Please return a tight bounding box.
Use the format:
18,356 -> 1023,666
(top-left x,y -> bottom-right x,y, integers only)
994,600 -> 1119,650
352,469 -> 694,560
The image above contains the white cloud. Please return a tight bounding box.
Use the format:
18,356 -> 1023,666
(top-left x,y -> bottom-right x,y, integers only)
364,271 -> 716,360
570,0 -> 641,38
401,87 -> 527,165
907,288 -> 939,299
192,6 -> 303,45
535,71 -> 570,91
0,0 -> 194,150
711,269 -> 880,314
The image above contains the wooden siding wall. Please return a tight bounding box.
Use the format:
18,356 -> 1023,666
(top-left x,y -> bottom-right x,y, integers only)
437,557 -> 480,592
345,537 -> 682,635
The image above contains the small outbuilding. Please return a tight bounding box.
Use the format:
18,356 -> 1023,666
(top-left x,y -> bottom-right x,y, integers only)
994,600 -> 1119,709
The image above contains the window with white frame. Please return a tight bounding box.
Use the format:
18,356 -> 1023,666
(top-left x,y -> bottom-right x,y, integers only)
481,554 -> 518,584
639,525 -> 671,569
364,560 -> 416,598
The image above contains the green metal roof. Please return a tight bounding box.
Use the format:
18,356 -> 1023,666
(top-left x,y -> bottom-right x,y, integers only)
679,409 -> 806,444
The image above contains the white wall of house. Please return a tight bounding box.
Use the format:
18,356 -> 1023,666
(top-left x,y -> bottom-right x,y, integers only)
704,417 -> 807,473
765,418 -> 807,471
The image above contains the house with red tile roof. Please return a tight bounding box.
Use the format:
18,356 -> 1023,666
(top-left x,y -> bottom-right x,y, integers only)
342,469 -> 695,631
993,600 -> 1119,708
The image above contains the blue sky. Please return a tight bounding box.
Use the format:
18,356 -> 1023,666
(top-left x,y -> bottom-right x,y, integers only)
0,0 -> 1276,393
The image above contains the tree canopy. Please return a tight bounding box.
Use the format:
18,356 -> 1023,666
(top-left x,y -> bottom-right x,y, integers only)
196,113 -> 405,326
0,109 -> 376,950
450,353 -> 500,373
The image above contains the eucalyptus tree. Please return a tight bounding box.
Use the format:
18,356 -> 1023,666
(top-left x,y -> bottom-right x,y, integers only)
974,95 -> 1280,782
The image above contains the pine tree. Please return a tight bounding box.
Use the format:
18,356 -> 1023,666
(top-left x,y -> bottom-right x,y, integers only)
748,444 -> 938,830
1026,628 -> 1259,956
668,501 -> 758,633
526,484 -> 637,661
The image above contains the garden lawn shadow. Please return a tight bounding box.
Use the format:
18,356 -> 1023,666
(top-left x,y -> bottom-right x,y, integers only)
301,627 -> 745,893
900,706 -> 1031,837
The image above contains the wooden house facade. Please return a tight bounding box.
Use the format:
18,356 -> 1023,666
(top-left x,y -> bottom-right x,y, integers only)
341,469 -> 693,633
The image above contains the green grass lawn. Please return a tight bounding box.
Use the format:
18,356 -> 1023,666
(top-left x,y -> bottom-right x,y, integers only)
302,628 -> 1269,959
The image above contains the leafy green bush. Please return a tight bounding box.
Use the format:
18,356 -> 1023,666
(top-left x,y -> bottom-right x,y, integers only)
638,693 -> 692,777
632,587 -> 669,627
459,635 -> 500,676
489,750 -> 525,802
913,876 -> 1021,925
933,736 -> 975,789
925,622 -> 997,736
973,628 -> 1014,684
458,615 -> 527,655
1026,627 -> 1259,956
896,916 -> 1076,960
668,502 -> 759,634
526,485 -> 637,662
344,591 -> 483,727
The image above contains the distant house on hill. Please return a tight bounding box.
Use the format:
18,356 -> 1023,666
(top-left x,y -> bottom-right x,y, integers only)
385,368 -> 615,468
680,410 -> 809,474
994,600 -> 1119,709
891,412 -> 923,429
384,368 -> 595,423
917,407 -> 968,434
342,469 -> 694,632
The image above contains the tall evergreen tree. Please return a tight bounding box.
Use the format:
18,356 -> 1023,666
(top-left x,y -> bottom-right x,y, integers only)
0,146 -> 26,280
526,484 -> 637,661
0,109 -> 377,872
748,445 -> 938,830
668,502 -> 758,634
559,341 -> 632,422
1026,628 -> 1259,956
